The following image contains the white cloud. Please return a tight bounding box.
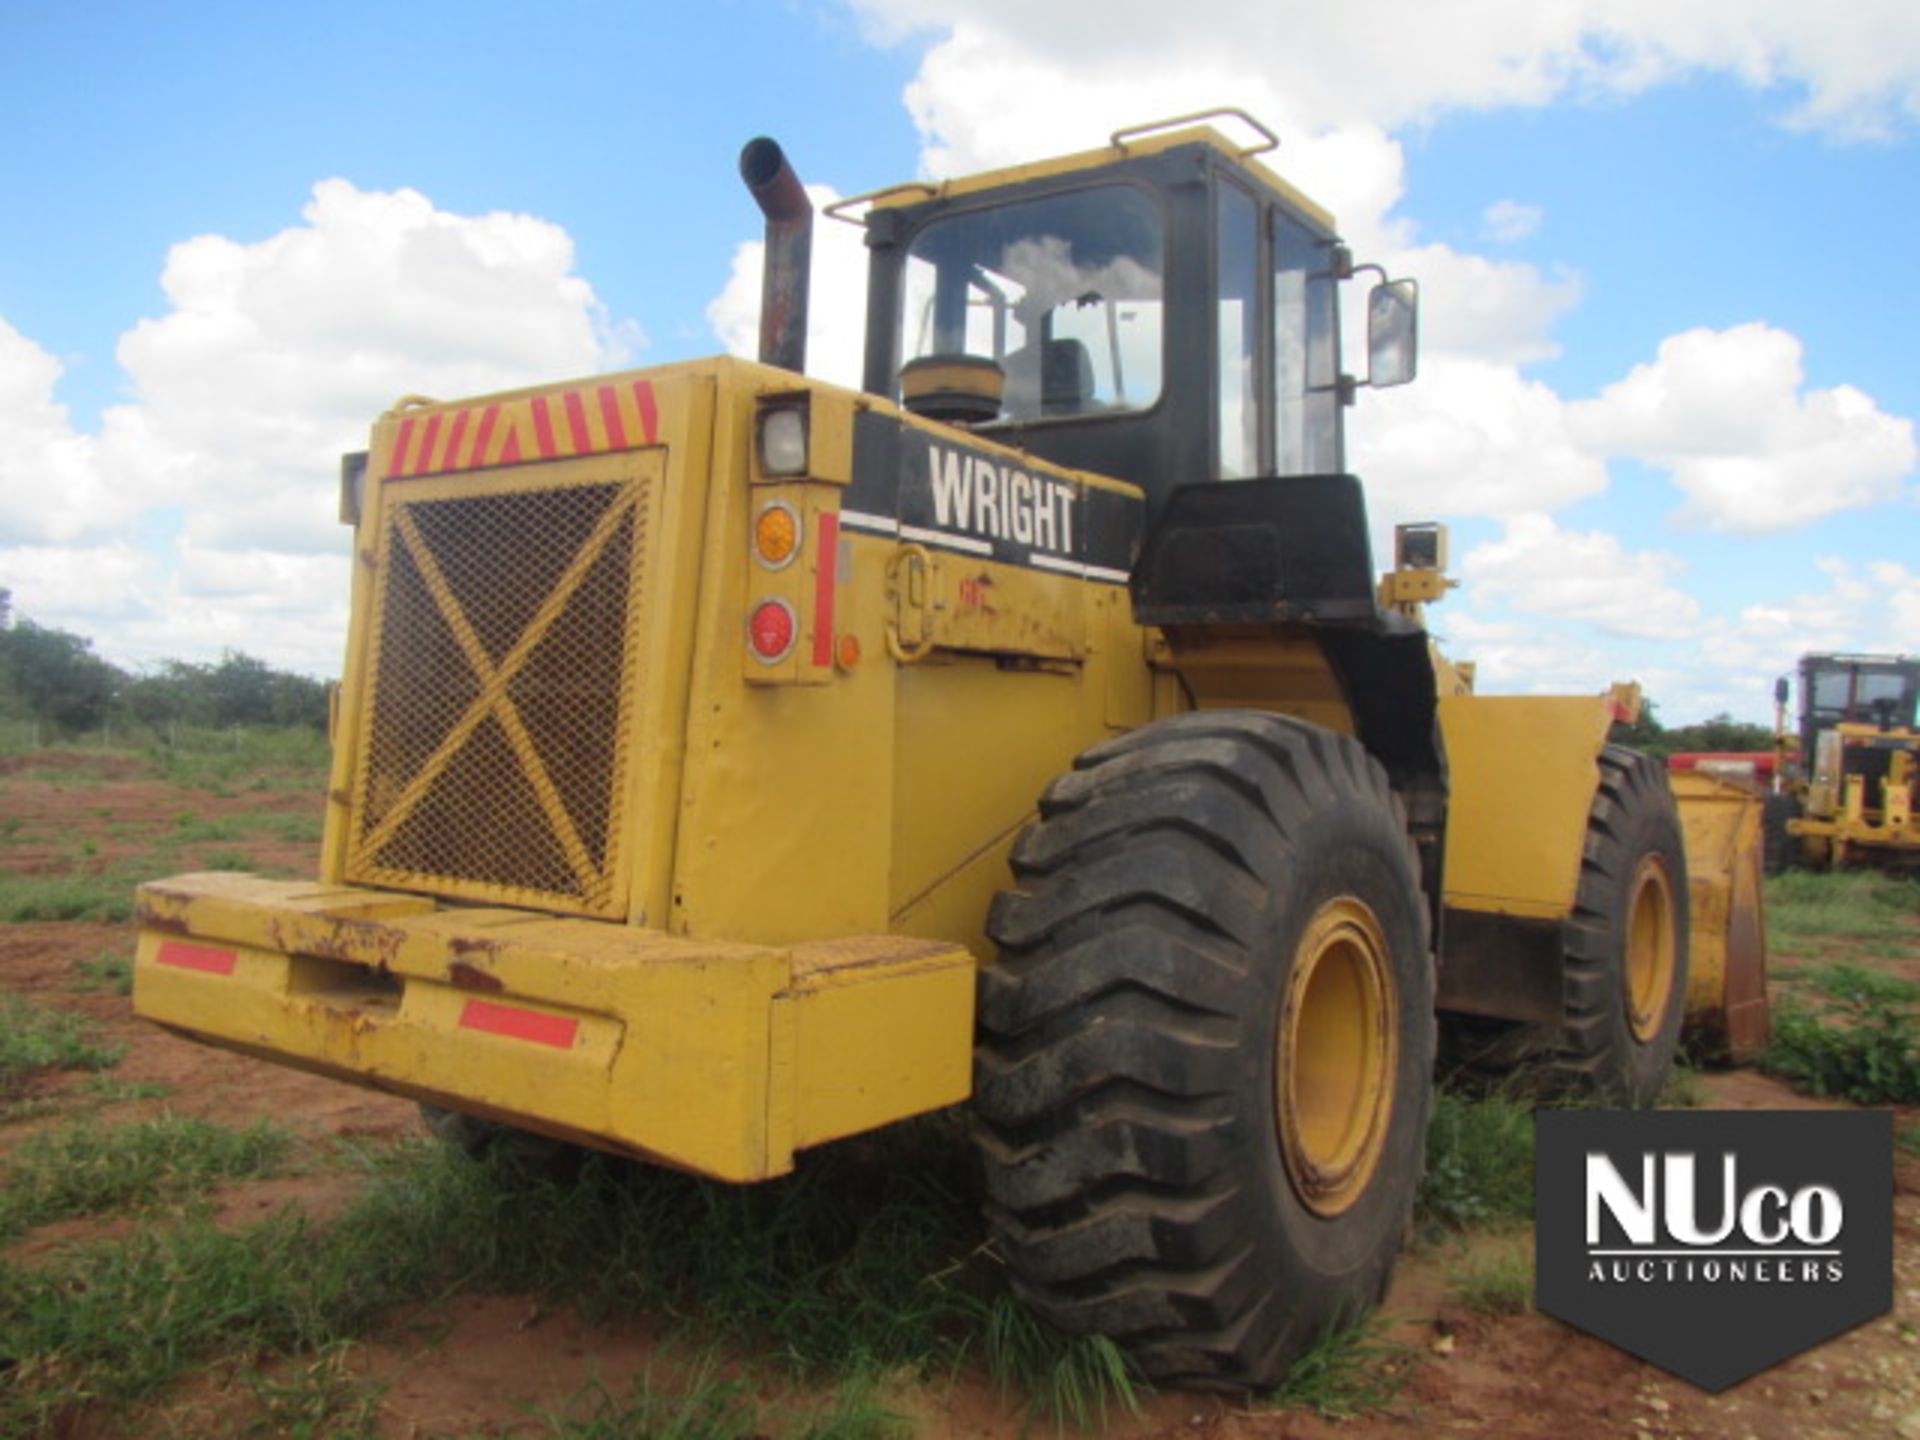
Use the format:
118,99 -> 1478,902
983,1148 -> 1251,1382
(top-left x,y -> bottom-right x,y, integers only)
853,1 -> 1920,140
1482,199 -> 1543,243
1,181 -> 632,673
1569,323 -> 1915,532
87,179 -> 634,554
1427,609 -> 1623,697
0,542 -> 156,624
707,184 -> 870,390
1717,557 -> 1920,668
0,320 -> 116,542
1354,357 -> 1608,525
1459,512 -> 1702,639
1382,245 -> 1579,367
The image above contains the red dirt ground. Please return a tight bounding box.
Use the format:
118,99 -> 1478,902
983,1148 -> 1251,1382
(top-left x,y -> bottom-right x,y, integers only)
1,755 -> 1914,1438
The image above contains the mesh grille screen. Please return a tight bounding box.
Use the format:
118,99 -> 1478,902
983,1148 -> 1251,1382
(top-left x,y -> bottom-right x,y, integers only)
347,470 -> 646,916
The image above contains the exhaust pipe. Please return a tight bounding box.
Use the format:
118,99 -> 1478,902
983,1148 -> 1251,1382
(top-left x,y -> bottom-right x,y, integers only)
739,137 -> 813,375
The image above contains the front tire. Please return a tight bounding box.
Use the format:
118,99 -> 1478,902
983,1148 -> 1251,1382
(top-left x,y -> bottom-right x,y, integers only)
1543,747 -> 1690,1105
974,712 -> 1434,1391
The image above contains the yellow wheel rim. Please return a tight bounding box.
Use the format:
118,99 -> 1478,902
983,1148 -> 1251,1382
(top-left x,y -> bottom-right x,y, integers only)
1624,855 -> 1677,1044
1277,897 -> 1398,1218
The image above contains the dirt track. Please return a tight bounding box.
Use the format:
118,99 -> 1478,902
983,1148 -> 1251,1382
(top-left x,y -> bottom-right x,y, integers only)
1,755 -> 1914,1437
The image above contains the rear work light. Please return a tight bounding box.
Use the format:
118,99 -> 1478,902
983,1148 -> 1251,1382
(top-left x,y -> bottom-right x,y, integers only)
754,501 -> 801,569
748,597 -> 798,663
757,405 -> 808,477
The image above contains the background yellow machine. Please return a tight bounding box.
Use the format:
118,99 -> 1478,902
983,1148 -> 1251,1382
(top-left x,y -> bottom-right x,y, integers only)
134,113 -> 1768,1391
1770,652 -> 1920,871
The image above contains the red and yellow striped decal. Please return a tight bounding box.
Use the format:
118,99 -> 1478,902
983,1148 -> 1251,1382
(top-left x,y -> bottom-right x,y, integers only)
388,379 -> 660,478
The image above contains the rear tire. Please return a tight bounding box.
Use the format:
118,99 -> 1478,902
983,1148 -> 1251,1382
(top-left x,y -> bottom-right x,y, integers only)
1542,746 -> 1690,1105
1762,792 -> 1799,876
974,712 -> 1434,1391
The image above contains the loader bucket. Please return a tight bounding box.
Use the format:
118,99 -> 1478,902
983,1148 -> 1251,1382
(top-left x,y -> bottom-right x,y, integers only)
1669,769 -> 1771,1062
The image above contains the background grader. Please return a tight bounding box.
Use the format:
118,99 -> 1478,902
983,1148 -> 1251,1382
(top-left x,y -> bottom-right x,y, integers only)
133,111 -> 1769,1391
1769,652 -> 1920,872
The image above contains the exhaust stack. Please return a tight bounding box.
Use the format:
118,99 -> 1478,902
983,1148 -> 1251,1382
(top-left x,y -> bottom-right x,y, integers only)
739,137 -> 813,375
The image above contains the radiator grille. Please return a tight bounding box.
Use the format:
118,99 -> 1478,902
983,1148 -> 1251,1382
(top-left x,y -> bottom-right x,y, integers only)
346,462 -> 650,916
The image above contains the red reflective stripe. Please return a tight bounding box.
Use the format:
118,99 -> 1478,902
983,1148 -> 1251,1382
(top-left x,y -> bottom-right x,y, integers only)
500,426 -> 523,464
415,413 -> 443,474
597,384 -> 628,449
813,512 -> 839,667
473,404 -> 501,464
563,389 -> 592,452
458,998 -> 578,1049
632,380 -> 658,443
443,407 -> 471,470
392,416 -> 417,475
156,941 -> 237,975
531,396 -> 558,458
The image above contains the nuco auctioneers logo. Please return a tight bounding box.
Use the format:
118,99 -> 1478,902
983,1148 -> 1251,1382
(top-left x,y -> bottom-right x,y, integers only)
1535,1110 -> 1891,1391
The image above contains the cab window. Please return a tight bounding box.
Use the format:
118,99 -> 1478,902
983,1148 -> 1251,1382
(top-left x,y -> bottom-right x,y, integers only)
1274,215 -> 1339,474
902,186 -> 1164,422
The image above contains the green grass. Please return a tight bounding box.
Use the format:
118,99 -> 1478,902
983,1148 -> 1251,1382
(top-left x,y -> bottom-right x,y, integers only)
0,994 -> 123,1093
978,1289 -> 1142,1429
0,871 -> 138,923
1765,870 -> 1920,945
1448,1251 -> 1534,1316
1795,962 -> 1920,1006
536,1357 -> 910,1440
169,812 -> 243,844
231,1342 -> 386,1440
143,726 -> 331,793
1657,1059 -> 1707,1108
535,1362 -> 761,1440
1260,1314 -> 1413,1419
1897,1122 -> 1920,1159
76,1077 -> 172,1104
0,1115 -> 293,1242
1760,991 -> 1920,1104
234,809 -> 325,845
0,1134 -> 1140,1436
1416,1085 -> 1536,1236
73,947 -> 134,996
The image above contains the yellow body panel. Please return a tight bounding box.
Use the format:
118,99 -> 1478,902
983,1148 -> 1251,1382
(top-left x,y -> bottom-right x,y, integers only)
1438,694 -> 1618,919
136,872 -> 970,1181
1157,625 -> 1355,733
140,356 -> 1146,1174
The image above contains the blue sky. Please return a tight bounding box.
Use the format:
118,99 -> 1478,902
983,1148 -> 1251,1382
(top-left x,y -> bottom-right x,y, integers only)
2,0 -> 1916,723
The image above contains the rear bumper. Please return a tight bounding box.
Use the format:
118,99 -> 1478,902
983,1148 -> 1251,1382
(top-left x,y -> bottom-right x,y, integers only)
133,872 -> 975,1181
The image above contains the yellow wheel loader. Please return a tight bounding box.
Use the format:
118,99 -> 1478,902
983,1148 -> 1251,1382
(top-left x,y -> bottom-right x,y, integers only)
133,111 -> 1768,1391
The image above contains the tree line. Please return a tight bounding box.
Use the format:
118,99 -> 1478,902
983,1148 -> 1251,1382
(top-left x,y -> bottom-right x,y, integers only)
0,588 -> 328,738
1610,699 -> 1776,758
0,583 -> 1779,752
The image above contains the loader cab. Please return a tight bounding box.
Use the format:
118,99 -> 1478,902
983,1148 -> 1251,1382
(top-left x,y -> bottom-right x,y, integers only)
854,115 -> 1416,525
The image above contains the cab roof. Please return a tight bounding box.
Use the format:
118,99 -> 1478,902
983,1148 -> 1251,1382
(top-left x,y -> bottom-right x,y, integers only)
842,115 -> 1336,232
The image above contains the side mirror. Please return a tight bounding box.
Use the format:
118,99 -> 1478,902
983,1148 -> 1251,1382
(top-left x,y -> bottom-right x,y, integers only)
1366,279 -> 1418,389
